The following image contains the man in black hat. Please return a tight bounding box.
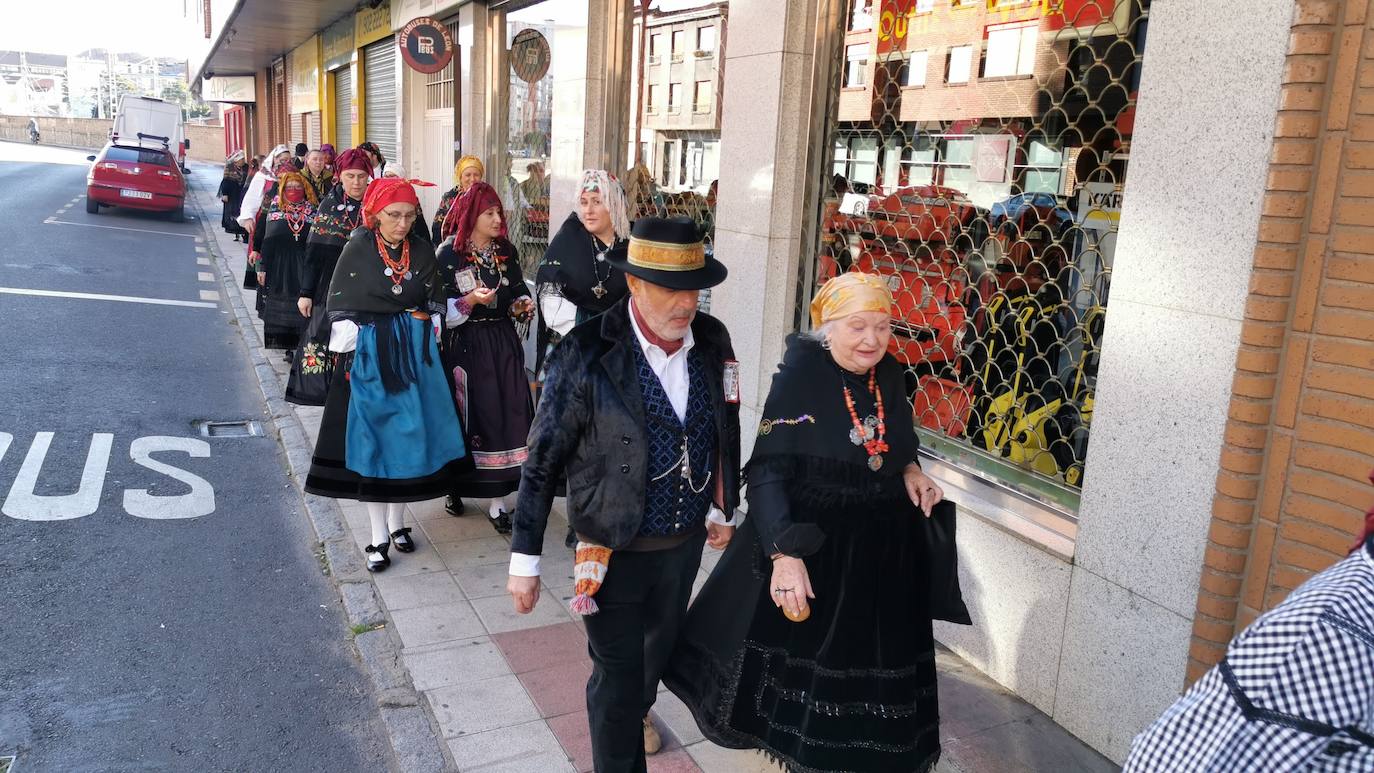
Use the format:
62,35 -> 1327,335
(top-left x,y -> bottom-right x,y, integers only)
507,216 -> 741,772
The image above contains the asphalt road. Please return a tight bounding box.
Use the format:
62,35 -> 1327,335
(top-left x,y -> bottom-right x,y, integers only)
0,143 -> 390,772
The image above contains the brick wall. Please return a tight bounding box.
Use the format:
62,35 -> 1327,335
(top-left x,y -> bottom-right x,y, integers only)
1187,0 -> 1374,684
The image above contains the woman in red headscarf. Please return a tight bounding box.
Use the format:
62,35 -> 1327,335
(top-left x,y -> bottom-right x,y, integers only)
303,176 -> 471,573
436,181 -> 535,533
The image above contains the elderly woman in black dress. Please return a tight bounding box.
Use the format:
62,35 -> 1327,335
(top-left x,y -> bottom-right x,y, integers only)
436,181 -> 536,533
666,273 -> 966,773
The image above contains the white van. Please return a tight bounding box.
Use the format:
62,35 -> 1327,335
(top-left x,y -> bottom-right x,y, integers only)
112,95 -> 190,171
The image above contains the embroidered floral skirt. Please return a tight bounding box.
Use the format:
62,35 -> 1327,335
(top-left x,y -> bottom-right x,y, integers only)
442,318 -> 533,499
665,497 -> 942,773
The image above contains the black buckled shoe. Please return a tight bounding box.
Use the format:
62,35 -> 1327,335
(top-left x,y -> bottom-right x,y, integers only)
490,510 -> 512,535
364,542 -> 391,573
445,495 -> 465,516
391,527 -> 416,553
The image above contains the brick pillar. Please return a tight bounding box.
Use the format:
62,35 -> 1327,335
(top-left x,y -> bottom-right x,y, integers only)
1187,0 -> 1374,684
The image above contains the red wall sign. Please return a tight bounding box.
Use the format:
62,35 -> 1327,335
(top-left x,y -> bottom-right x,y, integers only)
399,16 -> 455,74
876,0 -> 915,56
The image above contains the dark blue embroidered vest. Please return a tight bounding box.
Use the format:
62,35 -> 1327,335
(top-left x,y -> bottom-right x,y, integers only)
632,340 -> 716,538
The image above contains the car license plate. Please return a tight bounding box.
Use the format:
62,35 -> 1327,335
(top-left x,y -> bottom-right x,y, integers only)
120,189 -> 153,200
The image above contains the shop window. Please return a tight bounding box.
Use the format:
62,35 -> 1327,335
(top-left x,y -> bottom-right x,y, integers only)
812,0 -> 1151,511
845,44 -> 870,88
907,50 -> 929,87
697,26 -> 716,55
915,0 -> 935,12
984,22 -> 1037,78
694,80 -> 713,112
669,82 -> 683,113
849,0 -> 874,32
947,45 -> 973,84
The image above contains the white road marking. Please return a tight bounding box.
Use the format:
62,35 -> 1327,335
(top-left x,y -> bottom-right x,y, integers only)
44,219 -> 195,238
124,436 -> 216,519
199,290 -> 220,301
2,432 -> 113,521
0,432 -> 10,465
197,257 -> 211,266
0,287 -> 217,309
197,272 -> 215,282
195,246 -> 207,254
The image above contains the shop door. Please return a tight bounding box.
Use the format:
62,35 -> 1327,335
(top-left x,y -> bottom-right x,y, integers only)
223,105 -> 246,156
333,67 -> 353,148
363,39 -> 398,164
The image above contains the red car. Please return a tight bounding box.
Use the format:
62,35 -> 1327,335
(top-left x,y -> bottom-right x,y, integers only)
85,141 -> 186,220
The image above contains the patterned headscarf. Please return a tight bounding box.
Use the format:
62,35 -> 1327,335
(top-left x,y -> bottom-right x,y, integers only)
362,176 -> 420,227
334,148 -> 374,177
575,169 -> 631,241
447,181 -> 506,245
272,154 -> 297,177
276,170 -> 319,207
454,155 -> 485,187
810,272 -> 895,329
320,143 -> 336,166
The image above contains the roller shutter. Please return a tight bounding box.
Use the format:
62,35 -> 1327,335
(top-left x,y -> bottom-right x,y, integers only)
363,39 -> 397,164
333,67 -> 353,147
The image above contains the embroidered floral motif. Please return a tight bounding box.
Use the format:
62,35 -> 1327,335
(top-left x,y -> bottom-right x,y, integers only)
300,342 -> 329,375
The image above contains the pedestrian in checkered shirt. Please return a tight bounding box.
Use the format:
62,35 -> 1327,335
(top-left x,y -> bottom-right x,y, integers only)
1124,470 -> 1374,771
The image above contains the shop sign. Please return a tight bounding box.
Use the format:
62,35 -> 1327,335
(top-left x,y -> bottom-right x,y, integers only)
356,1 -> 393,47
399,16 -> 454,74
201,75 -> 255,103
875,0 -> 914,56
1077,181 -> 1122,232
510,29 -> 551,83
323,16 -> 355,72
975,135 -> 1011,183
288,37 -> 320,114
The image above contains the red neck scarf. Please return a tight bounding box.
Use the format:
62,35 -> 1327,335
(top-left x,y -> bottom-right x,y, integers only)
631,297 -> 684,356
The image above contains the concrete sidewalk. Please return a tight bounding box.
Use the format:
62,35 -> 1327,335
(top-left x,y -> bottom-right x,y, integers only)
190,163 -> 1117,773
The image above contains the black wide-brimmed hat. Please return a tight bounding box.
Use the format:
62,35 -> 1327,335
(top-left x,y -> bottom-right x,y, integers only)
606,216 -> 728,291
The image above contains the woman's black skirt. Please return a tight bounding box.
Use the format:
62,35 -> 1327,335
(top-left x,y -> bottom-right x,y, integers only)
442,318 -> 533,499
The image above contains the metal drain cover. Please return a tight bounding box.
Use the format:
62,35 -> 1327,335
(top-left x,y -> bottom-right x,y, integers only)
196,420 -> 265,438
1,755 -> 15,773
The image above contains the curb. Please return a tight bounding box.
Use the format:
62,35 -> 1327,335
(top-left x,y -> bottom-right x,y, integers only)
186,169 -> 456,773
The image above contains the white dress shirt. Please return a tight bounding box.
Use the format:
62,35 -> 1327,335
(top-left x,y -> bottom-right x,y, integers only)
509,299 -> 736,577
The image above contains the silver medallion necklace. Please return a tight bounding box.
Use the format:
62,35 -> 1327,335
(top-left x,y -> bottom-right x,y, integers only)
590,235 -> 613,299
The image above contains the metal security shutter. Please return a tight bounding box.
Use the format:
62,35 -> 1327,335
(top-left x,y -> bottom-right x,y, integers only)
290,113 -> 305,147
307,112 -> 322,149
363,39 -> 397,163
333,67 -> 353,147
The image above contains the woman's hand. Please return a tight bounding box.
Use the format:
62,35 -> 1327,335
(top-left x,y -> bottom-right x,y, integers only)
220,195 -> 229,202
769,556 -> 814,620
298,297 -> 313,318
509,296 -> 535,322
903,463 -> 944,518
465,287 -> 497,308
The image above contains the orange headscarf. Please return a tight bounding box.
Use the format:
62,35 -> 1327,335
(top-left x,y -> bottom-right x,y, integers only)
809,272 -> 895,329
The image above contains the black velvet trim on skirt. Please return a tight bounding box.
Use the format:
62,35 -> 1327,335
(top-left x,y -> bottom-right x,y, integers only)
304,353 -> 474,502
442,319 -> 533,499
664,497 -> 942,773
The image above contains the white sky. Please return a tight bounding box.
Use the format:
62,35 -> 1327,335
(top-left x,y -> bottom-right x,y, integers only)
0,0 -> 188,58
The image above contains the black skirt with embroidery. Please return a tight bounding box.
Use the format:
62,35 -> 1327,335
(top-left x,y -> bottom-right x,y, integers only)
664,475 -> 941,773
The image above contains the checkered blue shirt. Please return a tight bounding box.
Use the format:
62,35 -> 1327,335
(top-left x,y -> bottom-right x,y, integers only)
1124,539 -> 1374,772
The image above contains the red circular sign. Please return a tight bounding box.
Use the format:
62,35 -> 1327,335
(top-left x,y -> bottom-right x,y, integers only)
399,17 -> 455,75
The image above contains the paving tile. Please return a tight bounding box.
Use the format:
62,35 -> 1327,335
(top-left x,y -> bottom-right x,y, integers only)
471,592 -> 573,634
436,536 -> 517,569
379,543 -> 448,578
423,515 -> 508,543
936,666 -> 1040,742
447,719 -> 568,771
491,621 -> 589,675
373,570 -> 466,611
518,658 -> 593,718
647,748 -> 702,773
390,600 -> 487,649
428,674 -> 540,738
403,636 -> 511,691
652,689 -> 705,747
408,496 -> 456,521
698,544 -> 725,575
454,562 -> 520,599
467,752 -> 576,773
682,741 -> 778,773
547,710 -> 595,773
942,712 -> 1116,773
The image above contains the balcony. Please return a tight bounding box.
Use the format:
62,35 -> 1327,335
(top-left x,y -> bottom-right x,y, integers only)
693,49 -> 714,59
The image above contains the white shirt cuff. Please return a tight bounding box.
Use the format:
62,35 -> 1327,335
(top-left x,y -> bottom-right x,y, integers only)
509,552 -> 542,577
540,294 -> 577,337
445,298 -> 470,328
707,507 -> 737,528
328,320 -> 358,353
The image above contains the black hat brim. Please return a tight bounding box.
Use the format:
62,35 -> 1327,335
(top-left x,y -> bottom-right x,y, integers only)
606,251 -> 728,291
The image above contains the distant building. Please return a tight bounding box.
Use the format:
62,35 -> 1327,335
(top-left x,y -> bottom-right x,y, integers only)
0,51 -> 68,116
